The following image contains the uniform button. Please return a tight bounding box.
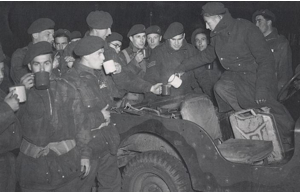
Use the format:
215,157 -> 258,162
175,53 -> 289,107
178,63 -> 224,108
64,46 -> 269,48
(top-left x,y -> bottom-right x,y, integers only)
12,131 -> 15,134
93,135 -> 96,138
236,57 -> 239,59
46,172 -> 49,175
87,105 -> 91,108
62,175 -> 65,178
227,67 -> 230,70
220,58 -> 224,61
238,64 -> 241,66
243,72 -> 246,74
58,170 -> 61,172
106,142 -> 108,144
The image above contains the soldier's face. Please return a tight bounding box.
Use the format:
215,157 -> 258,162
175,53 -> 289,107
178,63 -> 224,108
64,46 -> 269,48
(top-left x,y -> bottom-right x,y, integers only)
204,15 -> 222,31
28,54 -> 53,74
130,33 -> 146,49
147,33 -> 161,49
85,48 -> 105,70
54,36 -> 69,50
255,15 -> 269,35
109,40 -> 122,53
195,33 -> 208,51
169,33 -> 185,51
0,62 -> 4,85
37,30 -> 54,44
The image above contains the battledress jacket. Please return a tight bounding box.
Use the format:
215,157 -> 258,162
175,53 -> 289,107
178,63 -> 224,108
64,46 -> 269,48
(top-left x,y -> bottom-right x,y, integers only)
144,40 -> 198,97
265,28 -> 293,92
63,63 -> 120,158
16,76 -> 92,190
176,11 -> 294,140
0,89 -> 21,154
10,44 -> 31,84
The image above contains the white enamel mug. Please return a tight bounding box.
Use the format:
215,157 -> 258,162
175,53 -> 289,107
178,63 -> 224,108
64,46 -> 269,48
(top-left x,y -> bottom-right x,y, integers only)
168,74 -> 182,88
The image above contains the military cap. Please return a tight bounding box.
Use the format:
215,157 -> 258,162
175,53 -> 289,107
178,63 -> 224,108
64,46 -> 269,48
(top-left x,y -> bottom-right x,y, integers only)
27,18 -> 55,34
107,32 -> 123,43
127,24 -> 146,37
70,31 -> 82,40
86,11 -> 113,29
163,22 -> 184,40
201,2 -> 227,16
191,28 -> 209,47
252,9 -> 276,23
74,36 -> 105,57
0,44 -> 4,63
54,29 -> 71,40
23,42 -> 53,65
145,25 -> 161,35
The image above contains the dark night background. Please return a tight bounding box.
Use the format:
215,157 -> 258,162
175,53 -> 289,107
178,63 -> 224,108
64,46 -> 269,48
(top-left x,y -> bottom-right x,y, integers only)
0,1 -> 300,69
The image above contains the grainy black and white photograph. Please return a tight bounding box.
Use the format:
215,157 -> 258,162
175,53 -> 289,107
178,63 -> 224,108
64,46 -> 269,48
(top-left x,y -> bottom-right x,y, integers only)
1,1 -> 300,192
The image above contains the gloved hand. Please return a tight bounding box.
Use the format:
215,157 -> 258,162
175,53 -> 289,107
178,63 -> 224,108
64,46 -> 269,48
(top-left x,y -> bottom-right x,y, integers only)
255,90 -> 268,105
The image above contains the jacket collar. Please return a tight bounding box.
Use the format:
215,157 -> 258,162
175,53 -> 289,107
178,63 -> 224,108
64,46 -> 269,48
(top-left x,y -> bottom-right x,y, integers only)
210,11 -> 234,37
265,27 -> 279,41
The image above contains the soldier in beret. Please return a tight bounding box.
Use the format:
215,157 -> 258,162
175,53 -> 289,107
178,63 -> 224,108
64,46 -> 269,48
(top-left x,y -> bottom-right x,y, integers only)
253,9 -> 293,99
17,41 -> 96,192
144,22 -> 198,97
119,24 -> 150,104
146,25 -> 162,50
53,29 -> 71,51
63,36 -> 121,192
86,11 -> 162,104
107,32 -> 123,54
176,2 -> 294,151
191,27 -> 223,102
10,18 -> 55,85
0,44 -> 21,192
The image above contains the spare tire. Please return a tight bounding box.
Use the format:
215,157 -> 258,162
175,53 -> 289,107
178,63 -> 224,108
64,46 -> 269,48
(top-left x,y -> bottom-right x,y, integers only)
122,151 -> 192,192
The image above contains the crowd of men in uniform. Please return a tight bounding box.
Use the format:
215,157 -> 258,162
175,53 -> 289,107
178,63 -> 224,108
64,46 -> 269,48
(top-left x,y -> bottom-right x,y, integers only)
0,2 -> 296,192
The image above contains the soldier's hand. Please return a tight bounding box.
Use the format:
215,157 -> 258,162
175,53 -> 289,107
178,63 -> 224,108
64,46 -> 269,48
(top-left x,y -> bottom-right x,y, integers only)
20,73 -> 34,90
101,104 -> 111,123
65,56 -> 75,68
53,54 -> 60,69
113,62 -> 122,74
150,83 -> 163,95
81,158 -> 91,178
4,91 -> 19,112
255,90 -> 268,105
135,51 -> 144,63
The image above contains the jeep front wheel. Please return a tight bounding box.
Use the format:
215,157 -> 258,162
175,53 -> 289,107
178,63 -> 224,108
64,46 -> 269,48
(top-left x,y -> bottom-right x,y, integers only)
122,151 -> 192,192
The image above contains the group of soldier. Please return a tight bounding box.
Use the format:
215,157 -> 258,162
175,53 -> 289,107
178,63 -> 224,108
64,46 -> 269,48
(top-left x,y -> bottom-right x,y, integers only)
0,2 -> 296,192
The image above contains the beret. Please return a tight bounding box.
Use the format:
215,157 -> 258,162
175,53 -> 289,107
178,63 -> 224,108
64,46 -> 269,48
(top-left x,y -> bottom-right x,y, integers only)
127,24 -> 146,37
70,31 -> 82,40
163,22 -> 184,40
74,36 -> 105,56
0,44 -> 4,63
27,18 -> 55,34
24,42 -> 53,65
107,32 -> 123,43
86,11 -> 113,29
201,2 -> 227,16
191,28 -> 209,46
252,9 -> 276,23
54,29 -> 71,39
145,25 -> 161,35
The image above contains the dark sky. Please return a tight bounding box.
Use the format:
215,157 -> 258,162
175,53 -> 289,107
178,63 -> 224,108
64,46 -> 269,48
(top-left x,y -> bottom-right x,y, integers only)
0,1 -> 299,57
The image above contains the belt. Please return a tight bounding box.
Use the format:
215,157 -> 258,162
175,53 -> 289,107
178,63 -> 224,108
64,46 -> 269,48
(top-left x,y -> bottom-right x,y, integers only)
20,139 -> 76,158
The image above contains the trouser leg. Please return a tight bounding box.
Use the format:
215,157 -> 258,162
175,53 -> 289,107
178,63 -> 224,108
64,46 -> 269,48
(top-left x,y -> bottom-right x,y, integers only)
0,152 -> 16,192
214,79 -> 242,111
96,153 -> 121,192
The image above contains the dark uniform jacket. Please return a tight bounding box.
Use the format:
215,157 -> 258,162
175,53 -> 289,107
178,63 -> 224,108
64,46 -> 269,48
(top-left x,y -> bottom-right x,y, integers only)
10,44 -> 31,84
17,76 -> 91,190
177,11 -> 294,142
0,89 -> 21,154
144,40 -> 198,97
265,28 -> 293,92
63,63 -> 120,158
